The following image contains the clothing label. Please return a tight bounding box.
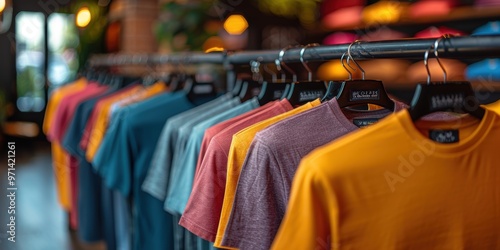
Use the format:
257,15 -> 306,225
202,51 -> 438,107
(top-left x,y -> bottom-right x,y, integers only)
429,130 -> 459,143
299,90 -> 324,102
430,93 -> 464,111
353,118 -> 380,128
350,90 -> 380,101
193,84 -> 214,94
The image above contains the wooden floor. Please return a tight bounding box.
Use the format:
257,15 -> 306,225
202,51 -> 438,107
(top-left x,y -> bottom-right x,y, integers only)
0,139 -> 106,250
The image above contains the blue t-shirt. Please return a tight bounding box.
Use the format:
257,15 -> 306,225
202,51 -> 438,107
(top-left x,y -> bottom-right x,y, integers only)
142,93 -> 238,201
164,97 -> 260,215
94,91 -> 214,250
60,88 -> 119,249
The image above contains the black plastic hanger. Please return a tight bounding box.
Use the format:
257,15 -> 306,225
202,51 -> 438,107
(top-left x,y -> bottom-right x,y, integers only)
257,62 -> 289,105
238,78 -> 262,102
284,44 -> 327,106
321,81 -> 342,102
336,41 -> 395,111
409,36 -> 485,121
184,73 -> 218,102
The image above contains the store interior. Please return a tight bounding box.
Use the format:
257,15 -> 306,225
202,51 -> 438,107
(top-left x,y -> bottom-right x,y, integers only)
0,0 -> 500,249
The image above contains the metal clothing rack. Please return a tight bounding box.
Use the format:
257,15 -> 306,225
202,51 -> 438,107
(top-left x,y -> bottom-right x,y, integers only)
88,35 -> 500,67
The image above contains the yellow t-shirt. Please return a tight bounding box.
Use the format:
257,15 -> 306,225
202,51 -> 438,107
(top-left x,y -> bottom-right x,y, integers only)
272,109 -> 500,249
85,82 -> 167,162
214,99 -> 321,248
43,78 -> 87,210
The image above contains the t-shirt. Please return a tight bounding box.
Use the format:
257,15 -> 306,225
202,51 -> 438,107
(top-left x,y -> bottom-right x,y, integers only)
61,88 -> 117,242
48,82 -> 109,229
272,109 -> 500,250
142,93 -> 236,250
43,78 -> 87,210
86,82 -> 167,163
221,98 -> 406,249
179,99 -> 293,242
79,84 -> 142,153
193,100 -> 280,178
193,99 -> 286,174
43,78 -> 87,135
47,82 -> 109,142
142,94 -> 239,201
164,98 -> 260,216
216,99 -> 321,248
93,91 -> 212,250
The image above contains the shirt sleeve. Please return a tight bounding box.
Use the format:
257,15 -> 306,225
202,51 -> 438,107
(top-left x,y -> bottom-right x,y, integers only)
180,139 -> 228,242
221,139 -> 287,249
271,157 -> 338,250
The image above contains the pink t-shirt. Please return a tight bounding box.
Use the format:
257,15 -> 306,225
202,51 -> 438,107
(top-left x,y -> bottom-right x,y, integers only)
179,99 -> 293,241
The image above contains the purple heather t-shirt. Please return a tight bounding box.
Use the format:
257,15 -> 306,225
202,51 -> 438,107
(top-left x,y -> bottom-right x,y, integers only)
222,98 -> 407,250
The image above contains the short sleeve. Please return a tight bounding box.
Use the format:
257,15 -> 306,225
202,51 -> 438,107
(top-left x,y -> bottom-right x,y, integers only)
271,158 -> 338,250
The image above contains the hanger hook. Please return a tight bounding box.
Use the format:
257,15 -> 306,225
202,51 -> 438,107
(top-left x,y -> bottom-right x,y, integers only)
250,60 -> 262,82
300,43 -> 320,81
340,52 -> 353,80
434,34 -> 453,83
347,40 -> 365,80
278,45 -> 298,82
263,63 -> 277,83
423,44 -> 433,84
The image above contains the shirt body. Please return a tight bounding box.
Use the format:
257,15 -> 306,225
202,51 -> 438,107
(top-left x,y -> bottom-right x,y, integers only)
180,99 -> 293,242
222,98 -> 406,249
272,109 -> 500,250
217,99 -> 321,247
142,94 -> 239,201
86,82 -> 167,162
164,98 -> 260,215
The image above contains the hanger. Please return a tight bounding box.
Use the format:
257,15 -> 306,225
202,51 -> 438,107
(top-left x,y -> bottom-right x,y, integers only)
284,44 -> 328,106
238,61 -> 263,102
257,53 -> 290,105
409,35 -> 485,121
321,52 -> 352,102
336,40 -> 395,111
231,77 -> 243,97
183,58 -> 218,102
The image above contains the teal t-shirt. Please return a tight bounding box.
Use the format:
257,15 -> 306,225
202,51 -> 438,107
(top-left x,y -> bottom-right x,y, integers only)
164,97 -> 260,215
142,94 -> 239,201
93,91 -> 215,250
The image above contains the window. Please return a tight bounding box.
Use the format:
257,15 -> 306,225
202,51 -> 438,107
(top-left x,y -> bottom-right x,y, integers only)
47,13 -> 79,94
15,12 -> 79,112
15,11 -> 45,112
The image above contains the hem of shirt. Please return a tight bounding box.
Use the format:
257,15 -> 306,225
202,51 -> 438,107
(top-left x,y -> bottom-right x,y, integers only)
221,236 -> 263,250
178,215 -> 216,243
213,236 -> 238,250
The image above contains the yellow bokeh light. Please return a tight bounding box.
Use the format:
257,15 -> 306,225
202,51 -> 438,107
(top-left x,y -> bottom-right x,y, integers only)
203,36 -> 225,52
76,7 -> 91,28
223,14 -> 248,35
0,0 -> 6,13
